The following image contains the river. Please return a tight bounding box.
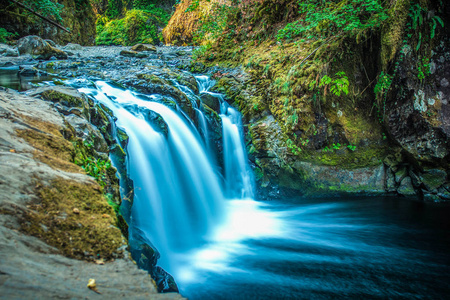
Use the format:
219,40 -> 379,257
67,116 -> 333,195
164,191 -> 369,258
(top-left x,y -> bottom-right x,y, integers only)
1,57 -> 450,299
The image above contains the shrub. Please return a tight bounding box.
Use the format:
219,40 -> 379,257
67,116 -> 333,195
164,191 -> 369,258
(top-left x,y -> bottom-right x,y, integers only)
96,9 -> 168,45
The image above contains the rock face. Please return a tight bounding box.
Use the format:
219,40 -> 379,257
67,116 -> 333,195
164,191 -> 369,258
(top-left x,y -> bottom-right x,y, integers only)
17,36 -> 68,59
0,0 -> 96,45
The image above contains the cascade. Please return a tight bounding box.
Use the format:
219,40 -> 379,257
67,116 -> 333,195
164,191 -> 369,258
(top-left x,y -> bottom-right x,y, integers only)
78,75 -> 254,274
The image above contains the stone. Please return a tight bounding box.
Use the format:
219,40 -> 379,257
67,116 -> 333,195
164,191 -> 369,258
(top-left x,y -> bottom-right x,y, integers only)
146,111 -> 169,137
17,36 -> 68,60
397,176 -> 415,196
28,86 -> 90,120
130,44 -> 156,52
64,43 -> 83,50
200,93 -> 221,112
120,50 -> 148,58
18,66 -> 45,76
421,169 -> 447,191
44,39 -> 57,47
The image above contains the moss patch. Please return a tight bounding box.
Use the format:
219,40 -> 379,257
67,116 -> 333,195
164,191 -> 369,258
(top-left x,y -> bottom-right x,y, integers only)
16,129 -> 75,163
22,178 -> 124,261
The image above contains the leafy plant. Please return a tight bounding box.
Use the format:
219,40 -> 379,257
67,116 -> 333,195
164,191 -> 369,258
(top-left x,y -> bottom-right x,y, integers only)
286,138 -> 301,155
347,144 -> 356,151
374,71 -> 393,97
319,72 -> 349,97
277,0 -> 389,41
22,0 -> 65,22
0,28 -> 16,43
74,140 -> 111,187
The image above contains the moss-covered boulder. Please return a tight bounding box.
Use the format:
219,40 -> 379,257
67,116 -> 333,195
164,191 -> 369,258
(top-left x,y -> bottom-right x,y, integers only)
17,36 -> 68,60
131,44 -> 157,52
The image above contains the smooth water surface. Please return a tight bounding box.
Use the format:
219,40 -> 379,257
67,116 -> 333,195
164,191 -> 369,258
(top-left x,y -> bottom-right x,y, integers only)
0,66 -> 56,91
177,196 -> 450,299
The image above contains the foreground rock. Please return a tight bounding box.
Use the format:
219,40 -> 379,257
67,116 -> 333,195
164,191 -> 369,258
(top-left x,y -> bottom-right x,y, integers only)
0,89 -> 185,299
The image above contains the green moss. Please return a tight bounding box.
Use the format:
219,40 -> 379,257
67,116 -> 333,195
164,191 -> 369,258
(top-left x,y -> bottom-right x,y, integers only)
22,178 -> 124,261
304,146 -> 386,169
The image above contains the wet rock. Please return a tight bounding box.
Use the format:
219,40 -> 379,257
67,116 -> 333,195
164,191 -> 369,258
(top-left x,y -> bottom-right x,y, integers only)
18,65 -> 46,76
146,111 -> 169,137
17,36 -> 68,60
421,169 -> 447,191
120,50 -> 148,58
152,266 -> 179,293
116,127 -> 129,148
397,176 -> 415,196
131,44 -> 156,52
200,93 -> 221,112
4,48 -> 19,57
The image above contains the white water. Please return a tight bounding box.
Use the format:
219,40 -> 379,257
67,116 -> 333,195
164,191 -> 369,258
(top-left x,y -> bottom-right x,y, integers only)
196,75 -> 254,198
77,76 -> 278,289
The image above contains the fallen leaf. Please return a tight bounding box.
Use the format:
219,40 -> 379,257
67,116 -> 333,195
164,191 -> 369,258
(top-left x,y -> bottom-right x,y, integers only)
9,149 -> 16,153
101,214 -> 110,218
87,278 -> 101,294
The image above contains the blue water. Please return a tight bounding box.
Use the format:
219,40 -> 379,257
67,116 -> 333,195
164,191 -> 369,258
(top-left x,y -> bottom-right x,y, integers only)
2,67 -> 449,300
177,196 -> 450,299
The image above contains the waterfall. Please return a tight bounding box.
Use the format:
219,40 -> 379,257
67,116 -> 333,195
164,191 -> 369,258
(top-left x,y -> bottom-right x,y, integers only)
196,76 -> 254,199
77,74 -> 254,275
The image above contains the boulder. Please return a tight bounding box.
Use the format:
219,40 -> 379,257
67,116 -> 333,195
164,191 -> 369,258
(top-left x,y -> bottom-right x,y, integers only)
130,44 -> 156,52
120,50 -> 148,58
17,36 -> 68,60
18,66 -> 47,76
44,39 -> 57,47
64,43 -> 83,50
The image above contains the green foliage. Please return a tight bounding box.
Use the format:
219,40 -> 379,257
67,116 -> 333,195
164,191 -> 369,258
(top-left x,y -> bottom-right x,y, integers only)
192,44 -> 212,60
319,71 -> 349,97
193,2 -> 238,44
277,0 -> 389,41
74,141 -> 111,187
96,9 -> 167,45
0,28 -> 16,43
347,144 -> 356,151
106,0 -> 125,19
22,0 -> 64,22
417,57 -> 430,81
430,15 -> 444,40
286,138 -> 301,155
374,71 -> 393,97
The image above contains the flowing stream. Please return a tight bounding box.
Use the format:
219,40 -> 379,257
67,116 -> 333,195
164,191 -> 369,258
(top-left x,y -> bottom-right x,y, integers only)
77,76 -> 450,299
2,65 -> 449,299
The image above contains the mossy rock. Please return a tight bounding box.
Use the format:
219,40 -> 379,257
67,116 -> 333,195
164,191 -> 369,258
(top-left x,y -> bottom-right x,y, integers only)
29,86 -> 91,120
17,36 -> 68,60
131,44 -> 156,52
22,178 -> 124,261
